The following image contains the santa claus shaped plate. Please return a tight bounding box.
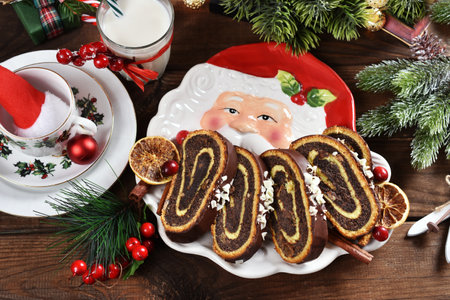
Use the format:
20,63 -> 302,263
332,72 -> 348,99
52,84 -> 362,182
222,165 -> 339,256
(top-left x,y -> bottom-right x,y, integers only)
143,43 -> 391,278
0,63 -> 113,187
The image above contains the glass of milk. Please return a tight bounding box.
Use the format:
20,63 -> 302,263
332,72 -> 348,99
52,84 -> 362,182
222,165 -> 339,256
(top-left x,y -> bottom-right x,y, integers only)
96,0 -> 174,79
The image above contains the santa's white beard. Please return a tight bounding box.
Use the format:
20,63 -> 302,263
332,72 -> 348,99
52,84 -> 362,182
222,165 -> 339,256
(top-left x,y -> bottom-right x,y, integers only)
216,125 -> 275,155
15,91 -> 69,138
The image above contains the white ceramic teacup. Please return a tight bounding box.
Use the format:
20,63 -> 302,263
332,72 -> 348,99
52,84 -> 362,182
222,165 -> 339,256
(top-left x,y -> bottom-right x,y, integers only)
0,67 -> 97,157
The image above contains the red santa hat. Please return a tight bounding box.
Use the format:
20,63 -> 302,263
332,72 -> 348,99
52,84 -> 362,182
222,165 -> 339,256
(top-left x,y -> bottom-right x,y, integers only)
0,65 -> 46,129
0,66 -> 70,138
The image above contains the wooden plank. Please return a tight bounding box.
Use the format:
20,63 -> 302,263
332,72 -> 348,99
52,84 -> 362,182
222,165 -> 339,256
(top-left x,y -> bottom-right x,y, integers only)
0,223 -> 449,299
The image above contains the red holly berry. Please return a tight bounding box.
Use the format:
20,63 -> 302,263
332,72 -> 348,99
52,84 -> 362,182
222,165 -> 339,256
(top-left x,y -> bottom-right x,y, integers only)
372,226 -> 389,242
140,222 -> 156,239
82,271 -> 96,285
0,143 -> 3,146
41,174 -> 48,179
161,160 -> 179,177
175,130 -> 189,145
109,58 -> 125,72
79,44 -> 96,60
291,93 -> 307,105
93,54 -> 109,69
72,56 -> 86,67
132,245 -> 148,261
142,239 -> 154,253
90,41 -> 108,54
91,97 -> 97,103
70,260 -> 87,277
125,237 -> 141,252
90,263 -> 105,280
107,263 -> 121,279
56,49 -> 73,65
373,166 -> 389,182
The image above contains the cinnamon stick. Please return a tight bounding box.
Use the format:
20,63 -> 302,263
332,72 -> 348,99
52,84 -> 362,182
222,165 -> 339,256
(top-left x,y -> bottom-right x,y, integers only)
328,231 -> 373,264
128,180 -> 151,204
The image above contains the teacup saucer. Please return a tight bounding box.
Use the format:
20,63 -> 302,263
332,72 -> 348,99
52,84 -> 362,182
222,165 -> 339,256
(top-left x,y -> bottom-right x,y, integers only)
0,63 -> 113,187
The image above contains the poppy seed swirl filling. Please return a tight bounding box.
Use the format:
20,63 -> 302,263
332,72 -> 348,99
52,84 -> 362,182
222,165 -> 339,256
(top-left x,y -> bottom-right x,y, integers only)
161,130 -> 237,243
261,149 -> 327,264
291,135 -> 379,240
212,147 -> 270,262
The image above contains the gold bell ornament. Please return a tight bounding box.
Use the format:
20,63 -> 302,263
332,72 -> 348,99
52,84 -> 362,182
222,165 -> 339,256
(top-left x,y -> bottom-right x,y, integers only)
365,7 -> 386,32
183,0 -> 206,9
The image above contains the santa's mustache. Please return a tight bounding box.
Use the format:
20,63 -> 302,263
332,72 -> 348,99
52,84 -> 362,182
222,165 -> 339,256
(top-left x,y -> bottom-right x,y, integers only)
216,125 -> 275,155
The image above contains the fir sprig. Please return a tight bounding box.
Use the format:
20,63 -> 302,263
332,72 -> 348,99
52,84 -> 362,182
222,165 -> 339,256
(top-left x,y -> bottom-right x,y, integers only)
356,56 -> 450,169
388,0 -> 427,26
40,180 -> 140,269
220,0 -> 369,54
59,0 -> 97,23
430,0 -> 450,25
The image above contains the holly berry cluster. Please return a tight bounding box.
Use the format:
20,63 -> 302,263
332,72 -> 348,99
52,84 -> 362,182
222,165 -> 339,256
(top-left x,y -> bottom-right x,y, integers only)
70,222 -> 156,285
372,165 -> 390,242
56,42 -> 126,72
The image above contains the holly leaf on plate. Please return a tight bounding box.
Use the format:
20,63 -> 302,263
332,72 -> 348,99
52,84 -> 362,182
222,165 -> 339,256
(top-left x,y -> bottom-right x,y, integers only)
307,88 -> 337,107
276,70 -> 302,97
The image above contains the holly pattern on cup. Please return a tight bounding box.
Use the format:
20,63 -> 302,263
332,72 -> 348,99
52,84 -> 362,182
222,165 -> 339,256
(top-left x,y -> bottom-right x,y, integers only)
73,88 -> 104,126
14,159 -> 56,179
0,134 -> 12,159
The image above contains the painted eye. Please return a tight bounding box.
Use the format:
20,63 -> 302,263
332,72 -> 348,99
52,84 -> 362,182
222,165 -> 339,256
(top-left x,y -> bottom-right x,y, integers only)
225,108 -> 239,114
257,114 -> 277,122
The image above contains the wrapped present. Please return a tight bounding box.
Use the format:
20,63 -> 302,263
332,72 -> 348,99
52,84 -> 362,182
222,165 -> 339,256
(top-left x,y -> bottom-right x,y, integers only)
12,0 -> 82,45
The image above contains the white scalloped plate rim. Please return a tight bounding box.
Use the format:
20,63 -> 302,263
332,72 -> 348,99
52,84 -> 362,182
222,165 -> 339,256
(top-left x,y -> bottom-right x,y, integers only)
143,63 -> 392,278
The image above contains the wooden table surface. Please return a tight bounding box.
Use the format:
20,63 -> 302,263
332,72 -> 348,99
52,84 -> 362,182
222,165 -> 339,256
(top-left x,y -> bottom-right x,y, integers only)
0,1 -> 449,299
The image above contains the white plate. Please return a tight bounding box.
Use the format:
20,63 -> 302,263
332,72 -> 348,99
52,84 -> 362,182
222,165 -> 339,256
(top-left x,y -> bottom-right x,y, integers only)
0,50 -> 136,217
0,63 -> 113,187
143,64 -> 391,278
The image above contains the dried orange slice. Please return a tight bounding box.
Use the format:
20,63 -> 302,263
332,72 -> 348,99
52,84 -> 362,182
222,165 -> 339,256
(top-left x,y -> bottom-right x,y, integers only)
129,136 -> 180,185
375,182 -> 410,229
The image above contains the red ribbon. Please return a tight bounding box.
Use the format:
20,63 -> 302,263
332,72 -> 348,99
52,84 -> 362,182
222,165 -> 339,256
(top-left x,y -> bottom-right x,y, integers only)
122,31 -> 174,91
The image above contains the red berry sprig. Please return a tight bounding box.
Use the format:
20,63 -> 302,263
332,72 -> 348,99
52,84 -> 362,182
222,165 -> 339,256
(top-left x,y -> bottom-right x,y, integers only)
56,42 -> 126,72
161,160 -> 179,177
70,260 -> 87,277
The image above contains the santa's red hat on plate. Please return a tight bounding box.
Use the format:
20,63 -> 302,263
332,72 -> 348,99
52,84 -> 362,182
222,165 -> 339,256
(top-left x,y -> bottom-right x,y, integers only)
0,65 -> 69,138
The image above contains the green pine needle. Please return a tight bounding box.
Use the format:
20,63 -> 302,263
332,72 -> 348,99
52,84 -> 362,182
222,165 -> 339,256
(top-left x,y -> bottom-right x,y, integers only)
59,0 -> 97,23
430,0 -> 450,25
294,0 -> 340,30
392,57 -> 450,98
327,0 -> 367,41
40,180 -> 140,269
411,128 -> 447,169
356,59 -> 411,93
388,0 -> 427,26
356,56 -> 450,169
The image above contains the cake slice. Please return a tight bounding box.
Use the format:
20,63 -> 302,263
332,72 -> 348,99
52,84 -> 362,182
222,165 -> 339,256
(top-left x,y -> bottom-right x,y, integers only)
211,147 -> 273,263
290,135 -> 379,240
260,149 -> 328,264
323,126 -> 377,246
160,130 -> 237,243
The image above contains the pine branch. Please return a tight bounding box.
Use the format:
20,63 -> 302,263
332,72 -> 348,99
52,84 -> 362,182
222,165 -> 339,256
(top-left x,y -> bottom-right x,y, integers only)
40,180 -> 140,268
392,57 -> 450,98
416,90 -> 450,135
355,59 -> 411,93
356,103 -> 404,137
410,127 -> 447,169
327,0 -> 368,41
430,0 -> 450,25
388,0 -> 427,26
293,0 -> 340,30
220,0 -> 260,21
251,1 -> 299,43
59,0 -> 97,23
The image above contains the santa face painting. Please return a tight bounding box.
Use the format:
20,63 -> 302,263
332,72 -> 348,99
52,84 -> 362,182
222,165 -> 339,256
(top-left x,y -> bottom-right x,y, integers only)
200,91 -> 293,149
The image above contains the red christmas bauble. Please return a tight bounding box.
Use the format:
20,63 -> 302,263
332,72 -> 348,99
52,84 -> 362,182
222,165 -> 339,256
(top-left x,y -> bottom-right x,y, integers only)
67,135 -> 98,165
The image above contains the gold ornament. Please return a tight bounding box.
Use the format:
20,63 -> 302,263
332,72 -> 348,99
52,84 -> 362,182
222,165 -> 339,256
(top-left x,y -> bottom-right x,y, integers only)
183,0 -> 206,9
365,8 -> 386,32
366,0 -> 388,9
